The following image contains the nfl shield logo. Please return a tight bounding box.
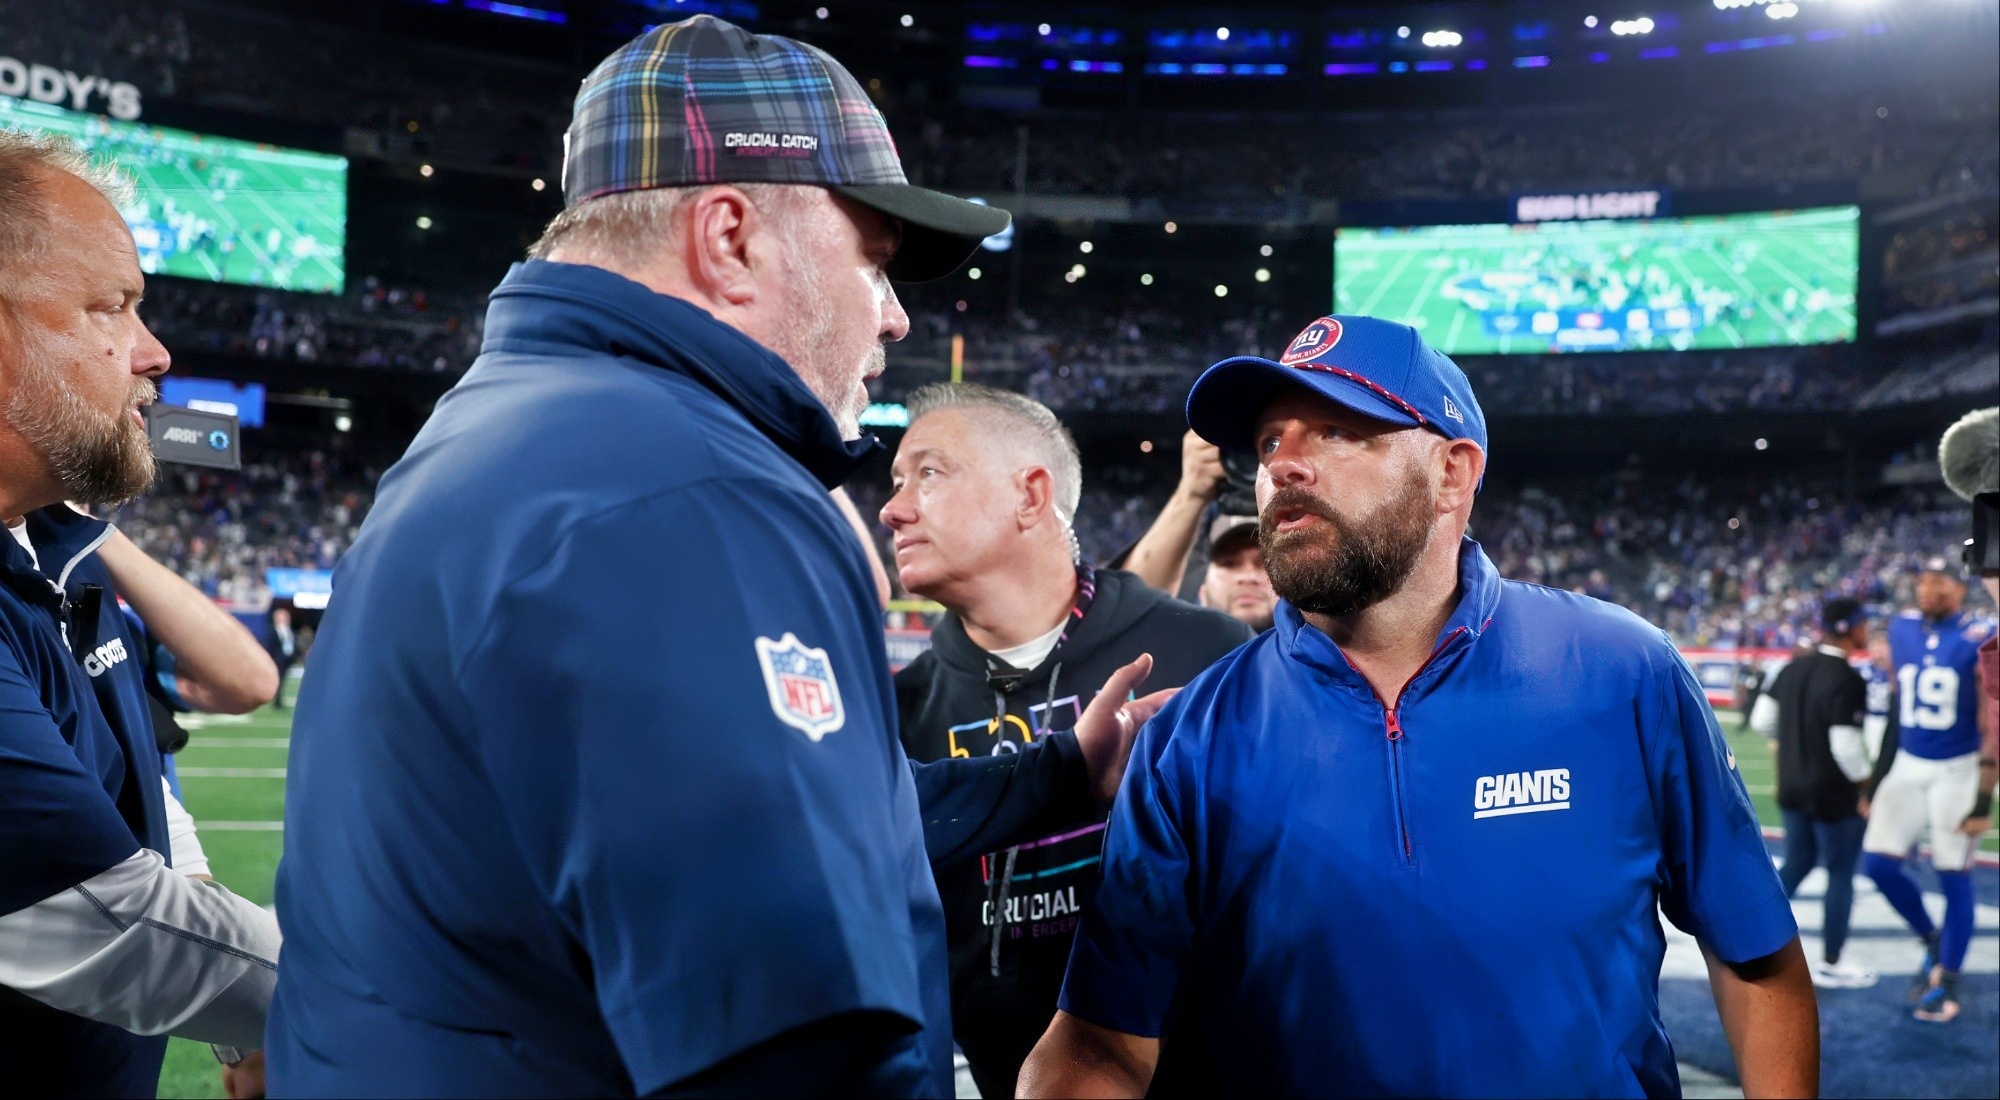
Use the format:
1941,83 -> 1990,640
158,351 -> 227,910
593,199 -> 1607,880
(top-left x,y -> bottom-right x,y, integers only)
755,633 -> 845,741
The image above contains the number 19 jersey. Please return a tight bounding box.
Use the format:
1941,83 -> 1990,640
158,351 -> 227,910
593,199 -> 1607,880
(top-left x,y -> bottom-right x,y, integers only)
1887,609 -> 1997,760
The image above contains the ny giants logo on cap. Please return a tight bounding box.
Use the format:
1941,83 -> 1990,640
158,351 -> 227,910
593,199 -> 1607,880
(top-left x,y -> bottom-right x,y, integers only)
1279,317 -> 1343,366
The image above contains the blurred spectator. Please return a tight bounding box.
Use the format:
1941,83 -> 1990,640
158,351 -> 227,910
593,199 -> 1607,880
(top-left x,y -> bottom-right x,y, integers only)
102,451 -> 384,608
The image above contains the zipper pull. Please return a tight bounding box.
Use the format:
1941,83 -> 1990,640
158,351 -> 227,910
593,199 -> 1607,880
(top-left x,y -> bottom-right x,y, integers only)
1385,708 -> 1404,741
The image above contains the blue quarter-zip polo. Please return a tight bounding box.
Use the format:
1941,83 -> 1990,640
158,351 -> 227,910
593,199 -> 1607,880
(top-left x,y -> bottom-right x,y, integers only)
1060,539 -> 1795,1098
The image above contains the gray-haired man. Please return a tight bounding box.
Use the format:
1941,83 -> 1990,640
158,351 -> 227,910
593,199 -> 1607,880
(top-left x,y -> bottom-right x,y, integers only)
882,382 -> 1252,1098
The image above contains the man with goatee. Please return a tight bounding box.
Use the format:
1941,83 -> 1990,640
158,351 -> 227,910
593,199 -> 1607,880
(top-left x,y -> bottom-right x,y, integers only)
1020,315 -> 1820,1100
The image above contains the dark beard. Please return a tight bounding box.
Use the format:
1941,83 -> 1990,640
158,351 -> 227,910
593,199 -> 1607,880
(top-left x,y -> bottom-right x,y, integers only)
1258,472 -> 1435,620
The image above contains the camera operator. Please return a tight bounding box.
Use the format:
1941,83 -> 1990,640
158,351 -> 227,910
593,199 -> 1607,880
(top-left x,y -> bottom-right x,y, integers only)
1125,432 -> 1273,629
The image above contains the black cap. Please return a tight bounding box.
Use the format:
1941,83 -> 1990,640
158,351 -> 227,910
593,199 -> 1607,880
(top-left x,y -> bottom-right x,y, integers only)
1821,597 -> 1863,635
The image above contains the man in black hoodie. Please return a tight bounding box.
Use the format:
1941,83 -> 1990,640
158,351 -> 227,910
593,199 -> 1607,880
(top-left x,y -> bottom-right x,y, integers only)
880,383 -> 1252,1098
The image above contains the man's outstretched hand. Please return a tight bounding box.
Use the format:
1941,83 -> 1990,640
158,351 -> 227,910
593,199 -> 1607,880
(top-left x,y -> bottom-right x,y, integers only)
1074,654 -> 1178,803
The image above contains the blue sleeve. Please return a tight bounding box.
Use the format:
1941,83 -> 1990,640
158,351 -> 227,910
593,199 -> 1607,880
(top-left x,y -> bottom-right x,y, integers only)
0,637 -> 142,916
1057,697 -> 1198,1037
1649,638 -> 1796,964
456,482 -> 935,1095
910,730 -> 1094,869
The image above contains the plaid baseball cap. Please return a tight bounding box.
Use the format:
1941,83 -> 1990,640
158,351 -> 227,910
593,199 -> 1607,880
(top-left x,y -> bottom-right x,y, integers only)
563,15 -> 1009,281
1186,314 -> 1489,458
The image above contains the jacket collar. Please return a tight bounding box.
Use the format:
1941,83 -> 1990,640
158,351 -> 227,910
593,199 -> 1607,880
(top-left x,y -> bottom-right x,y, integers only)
1274,536 -> 1503,700
480,259 -> 882,489
2,506 -> 112,610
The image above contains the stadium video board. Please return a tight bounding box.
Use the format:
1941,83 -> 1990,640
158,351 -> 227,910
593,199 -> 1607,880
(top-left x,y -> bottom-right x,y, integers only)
1334,206 -> 1859,354
0,96 -> 347,292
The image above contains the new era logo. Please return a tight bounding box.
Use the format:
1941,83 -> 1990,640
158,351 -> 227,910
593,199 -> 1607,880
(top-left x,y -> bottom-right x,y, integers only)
755,633 -> 845,741
1443,397 -> 1465,423
1473,768 -> 1570,819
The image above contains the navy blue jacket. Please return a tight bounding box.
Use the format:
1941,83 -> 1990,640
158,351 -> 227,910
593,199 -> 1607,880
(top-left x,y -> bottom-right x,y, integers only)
1,508 -> 170,1098
1062,540 -> 1796,1098
270,261 -> 1009,1097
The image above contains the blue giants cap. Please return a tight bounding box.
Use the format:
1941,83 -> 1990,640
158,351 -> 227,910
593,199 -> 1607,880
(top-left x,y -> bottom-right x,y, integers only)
1186,315 -> 1488,459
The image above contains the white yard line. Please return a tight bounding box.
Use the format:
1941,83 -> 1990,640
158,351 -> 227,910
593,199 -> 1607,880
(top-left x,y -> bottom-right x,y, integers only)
177,767 -> 288,778
182,738 -> 291,749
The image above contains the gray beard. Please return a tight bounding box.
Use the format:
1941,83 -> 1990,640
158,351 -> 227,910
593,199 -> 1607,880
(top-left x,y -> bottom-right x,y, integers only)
4,350 -> 157,506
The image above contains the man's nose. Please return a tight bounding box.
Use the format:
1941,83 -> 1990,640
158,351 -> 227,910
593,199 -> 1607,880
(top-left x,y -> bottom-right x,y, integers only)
132,321 -> 171,378
880,286 -> 911,344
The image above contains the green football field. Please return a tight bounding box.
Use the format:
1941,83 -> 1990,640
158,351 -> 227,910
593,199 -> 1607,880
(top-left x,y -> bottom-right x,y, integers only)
148,701 -> 1994,1098
1334,206 -> 1859,355
0,96 -> 346,292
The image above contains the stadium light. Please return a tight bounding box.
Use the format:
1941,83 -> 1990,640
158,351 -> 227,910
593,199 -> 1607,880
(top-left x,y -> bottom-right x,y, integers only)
815,7 -> 829,18
1217,27 -> 1231,41
1260,244 -> 1274,256
1140,273 -> 1154,285
1079,240 -> 1093,253
1397,26 -> 1411,38
955,299 -> 967,312
1611,17 -> 1655,35
415,216 -> 433,229
968,267 -> 982,280
1584,15 -> 1599,27
1164,221 -> 1178,233
1755,438 -> 1769,450
1421,30 -> 1463,48
1139,440 -> 1154,453
1255,268 -> 1271,282
899,13 -> 913,28
1766,2 -> 1798,18
1038,23 -> 1051,35
419,164 -> 434,178
1070,263 -> 1087,279
1214,284 -> 1229,297
333,415 -> 353,433
531,178 -> 545,191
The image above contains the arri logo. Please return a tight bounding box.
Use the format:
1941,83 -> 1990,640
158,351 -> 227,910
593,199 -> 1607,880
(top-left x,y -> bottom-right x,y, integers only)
1279,317 -> 1343,365
1472,768 -> 1570,819
754,632 -> 844,741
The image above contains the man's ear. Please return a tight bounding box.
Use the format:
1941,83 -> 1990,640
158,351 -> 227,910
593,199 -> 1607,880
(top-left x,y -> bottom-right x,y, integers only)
1018,465 -> 1057,532
1437,438 -> 1486,515
683,186 -> 764,308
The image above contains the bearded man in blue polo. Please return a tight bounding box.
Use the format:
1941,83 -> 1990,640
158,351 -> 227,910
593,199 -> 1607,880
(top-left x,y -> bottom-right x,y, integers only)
1022,316 -> 1822,1100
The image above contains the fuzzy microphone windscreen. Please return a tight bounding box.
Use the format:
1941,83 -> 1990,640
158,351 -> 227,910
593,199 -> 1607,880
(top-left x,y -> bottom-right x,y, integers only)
1939,406 -> 1999,504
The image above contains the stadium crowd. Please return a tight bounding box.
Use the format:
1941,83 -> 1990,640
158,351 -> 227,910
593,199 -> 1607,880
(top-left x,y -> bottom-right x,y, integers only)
909,92 -> 1998,208
103,449 -> 382,609
7,0 -> 1994,210
1471,471 -> 1985,649
116,437 -> 1985,651
142,276 -> 485,373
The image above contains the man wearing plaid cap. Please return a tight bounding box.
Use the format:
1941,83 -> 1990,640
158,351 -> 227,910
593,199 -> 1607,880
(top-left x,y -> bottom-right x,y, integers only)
263,16 -> 1144,1097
